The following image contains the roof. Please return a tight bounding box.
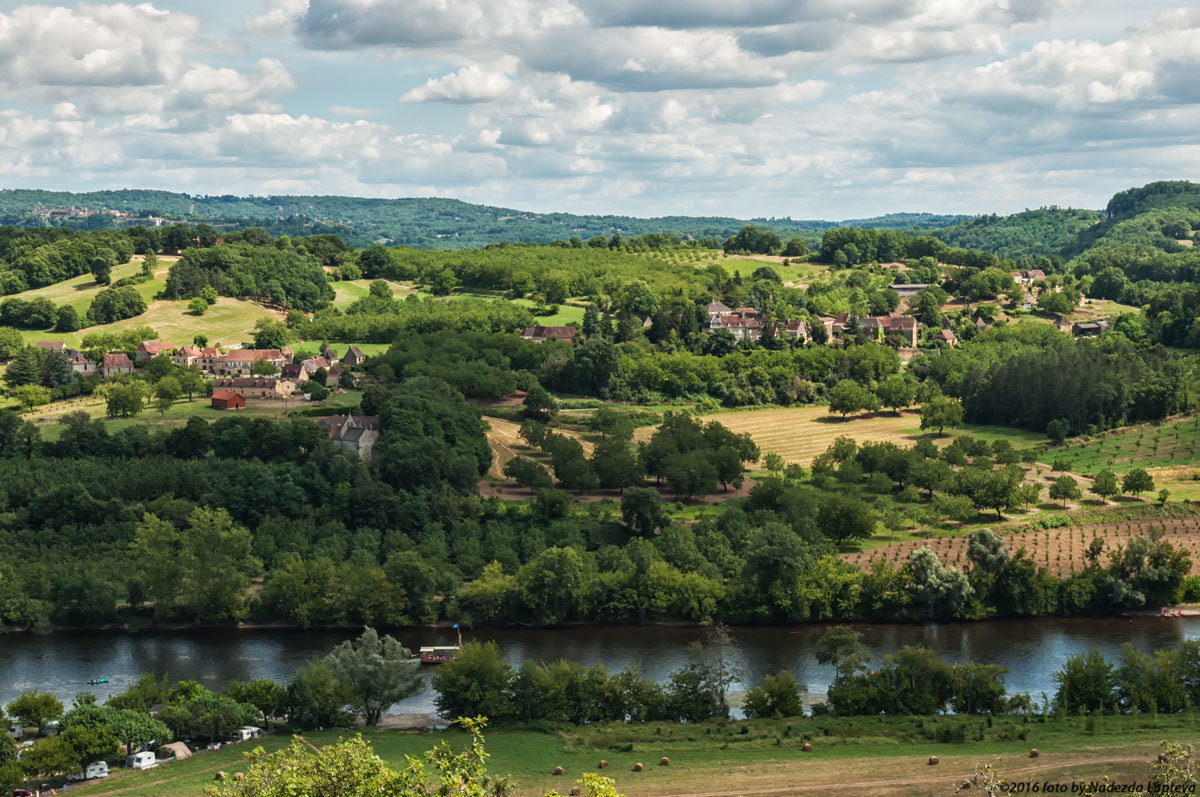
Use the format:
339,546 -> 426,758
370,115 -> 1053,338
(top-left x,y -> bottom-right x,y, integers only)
346,345 -> 366,357
211,391 -> 244,401
732,306 -> 758,315
304,357 -> 330,369
176,344 -> 202,357
316,414 -> 380,441
328,363 -> 343,375
705,301 -> 730,313
715,314 -> 761,329
890,283 -> 931,290
101,353 -> 132,367
213,378 -> 280,388
522,326 -> 577,339
938,328 -> 957,341
201,347 -> 222,357
222,349 -> 284,363
138,340 -> 175,354
35,341 -> 65,351
784,319 -> 807,332
280,363 -> 307,379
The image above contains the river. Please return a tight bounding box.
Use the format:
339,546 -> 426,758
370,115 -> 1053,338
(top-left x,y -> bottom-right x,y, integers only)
3,617 -> 1198,716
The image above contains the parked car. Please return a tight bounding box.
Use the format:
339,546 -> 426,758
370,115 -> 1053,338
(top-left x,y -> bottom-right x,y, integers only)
227,726 -> 262,743
38,720 -> 60,737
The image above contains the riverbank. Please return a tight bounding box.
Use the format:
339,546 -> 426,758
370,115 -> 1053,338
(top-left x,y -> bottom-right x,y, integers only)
68,715 -> 1200,797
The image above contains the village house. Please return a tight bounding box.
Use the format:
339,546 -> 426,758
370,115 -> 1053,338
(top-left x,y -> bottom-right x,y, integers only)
210,391 -> 246,410
69,352 -> 97,375
196,347 -> 224,371
859,314 -> 919,348
704,301 -> 731,319
326,363 -> 343,388
822,313 -> 920,347
217,349 -> 287,376
211,377 -> 296,400
135,340 -> 176,361
173,344 -> 203,366
1054,316 -> 1075,333
937,328 -> 958,347
280,363 -> 312,383
708,313 -> 762,340
782,319 -> 810,342
343,345 -> 368,366
315,414 -> 380,459
322,346 -> 339,364
302,356 -> 330,372
99,352 -> 134,377
521,326 -> 577,344
34,341 -> 65,353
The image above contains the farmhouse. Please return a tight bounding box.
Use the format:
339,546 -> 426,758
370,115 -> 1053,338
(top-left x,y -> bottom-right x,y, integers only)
69,354 -> 97,375
135,340 -> 176,361
210,391 -> 246,410
343,345 -> 368,366
1054,316 -> 1075,333
315,414 -> 380,460
326,363 -> 344,388
937,328 -> 958,347
196,347 -> 224,371
322,346 -> 339,364
217,349 -> 287,375
34,341 -> 65,352
211,378 -> 296,399
99,352 -> 133,377
521,326 -> 577,344
890,283 -> 930,298
280,363 -> 312,382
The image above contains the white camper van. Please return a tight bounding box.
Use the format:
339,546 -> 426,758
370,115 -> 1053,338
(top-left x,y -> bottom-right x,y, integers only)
68,761 -> 110,781
126,751 -> 157,770
228,726 -> 262,743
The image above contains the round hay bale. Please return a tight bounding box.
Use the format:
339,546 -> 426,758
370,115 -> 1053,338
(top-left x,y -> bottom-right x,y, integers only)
598,760 -> 608,769
802,742 -> 812,752
214,771 -> 227,781
632,762 -> 644,772
1029,749 -> 1039,758
553,766 -> 564,776
928,756 -> 940,766
234,773 -> 245,782
659,757 -> 670,766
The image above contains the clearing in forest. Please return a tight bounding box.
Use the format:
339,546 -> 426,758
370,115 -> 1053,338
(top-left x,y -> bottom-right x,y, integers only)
680,406 -> 1041,466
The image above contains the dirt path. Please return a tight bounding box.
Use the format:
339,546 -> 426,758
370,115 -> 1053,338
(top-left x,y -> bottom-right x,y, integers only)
652,753 -> 1150,797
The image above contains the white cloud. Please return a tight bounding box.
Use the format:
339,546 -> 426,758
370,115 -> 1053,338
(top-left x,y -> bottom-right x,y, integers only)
401,66 -> 513,103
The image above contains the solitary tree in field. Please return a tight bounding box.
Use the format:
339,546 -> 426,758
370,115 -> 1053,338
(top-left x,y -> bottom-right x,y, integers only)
1123,468 -> 1155,498
876,374 -> 915,415
919,395 -> 964,436
828,378 -> 878,418
10,384 -> 49,412
1090,470 -> 1119,503
1049,475 -> 1082,508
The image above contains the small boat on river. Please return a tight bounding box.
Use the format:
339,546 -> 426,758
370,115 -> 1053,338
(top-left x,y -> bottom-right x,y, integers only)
86,678 -> 110,685
412,624 -> 462,664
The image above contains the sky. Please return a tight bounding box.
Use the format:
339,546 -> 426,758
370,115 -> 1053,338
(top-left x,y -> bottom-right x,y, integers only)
0,0 -> 1198,219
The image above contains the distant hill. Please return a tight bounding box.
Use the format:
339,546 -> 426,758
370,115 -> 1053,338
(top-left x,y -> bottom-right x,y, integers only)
0,188 -> 967,250
917,181 -> 1200,260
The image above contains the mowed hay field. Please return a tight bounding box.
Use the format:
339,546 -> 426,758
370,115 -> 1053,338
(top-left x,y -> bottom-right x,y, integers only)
484,415 -> 593,478
843,509 -> 1200,577
676,406 -> 1043,466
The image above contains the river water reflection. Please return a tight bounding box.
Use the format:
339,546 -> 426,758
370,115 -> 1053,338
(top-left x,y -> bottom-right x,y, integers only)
3,617 -> 1197,715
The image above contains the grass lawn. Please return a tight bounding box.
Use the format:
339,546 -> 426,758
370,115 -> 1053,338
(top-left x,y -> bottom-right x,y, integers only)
329,278 -> 413,309
1040,416 -> 1200,474
70,715 -> 1200,797
7,256 -> 172,315
32,391 -> 363,440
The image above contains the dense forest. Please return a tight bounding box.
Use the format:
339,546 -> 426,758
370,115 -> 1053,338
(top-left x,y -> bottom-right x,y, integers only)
0,189 -> 966,249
